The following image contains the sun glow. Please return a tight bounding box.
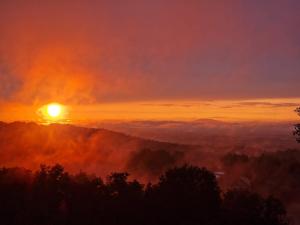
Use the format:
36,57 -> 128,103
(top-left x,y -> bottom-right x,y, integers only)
47,103 -> 62,118
37,103 -> 68,123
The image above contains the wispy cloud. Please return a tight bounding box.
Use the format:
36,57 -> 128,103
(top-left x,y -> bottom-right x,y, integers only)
223,101 -> 300,109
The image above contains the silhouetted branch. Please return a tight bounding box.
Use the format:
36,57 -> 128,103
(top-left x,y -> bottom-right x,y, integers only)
295,107 -> 300,143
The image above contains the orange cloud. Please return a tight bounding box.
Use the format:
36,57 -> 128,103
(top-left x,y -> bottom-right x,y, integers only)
1,0 -> 299,107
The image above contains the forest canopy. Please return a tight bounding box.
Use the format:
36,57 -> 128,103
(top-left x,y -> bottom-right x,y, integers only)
0,164 -> 289,225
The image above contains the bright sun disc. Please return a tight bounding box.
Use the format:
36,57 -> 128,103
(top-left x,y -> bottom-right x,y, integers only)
47,103 -> 62,118
37,103 -> 68,123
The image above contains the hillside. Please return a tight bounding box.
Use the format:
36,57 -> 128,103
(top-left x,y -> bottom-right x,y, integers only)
0,122 -> 199,178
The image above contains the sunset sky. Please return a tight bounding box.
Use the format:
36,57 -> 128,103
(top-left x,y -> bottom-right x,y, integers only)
0,0 -> 299,122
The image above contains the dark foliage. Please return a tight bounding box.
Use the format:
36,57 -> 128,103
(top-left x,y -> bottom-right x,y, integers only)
0,164 -> 289,225
295,107 -> 300,143
223,190 -> 289,225
220,150 -> 300,224
146,165 -> 221,225
221,150 -> 300,201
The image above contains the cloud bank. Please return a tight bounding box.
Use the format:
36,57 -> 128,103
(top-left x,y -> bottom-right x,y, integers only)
1,0 -> 300,105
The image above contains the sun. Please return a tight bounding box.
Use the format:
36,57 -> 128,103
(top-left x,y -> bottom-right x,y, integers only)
37,102 -> 68,124
37,102 -> 69,124
47,103 -> 62,118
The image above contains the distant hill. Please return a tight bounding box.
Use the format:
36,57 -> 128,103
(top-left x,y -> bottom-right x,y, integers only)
90,120 -> 299,154
0,122 -> 200,179
1,121 -> 297,179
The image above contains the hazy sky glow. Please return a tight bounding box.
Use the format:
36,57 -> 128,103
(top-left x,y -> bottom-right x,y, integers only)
0,0 -> 299,122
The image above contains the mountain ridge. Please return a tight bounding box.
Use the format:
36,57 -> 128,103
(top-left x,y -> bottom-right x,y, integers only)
0,121 -> 199,178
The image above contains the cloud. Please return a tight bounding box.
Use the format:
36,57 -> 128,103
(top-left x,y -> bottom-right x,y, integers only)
238,102 -> 300,107
139,103 -> 195,108
222,101 -> 300,109
0,0 -> 300,105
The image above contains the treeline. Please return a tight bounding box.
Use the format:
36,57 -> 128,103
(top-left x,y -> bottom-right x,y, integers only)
221,150 -> 300,204
0,164 -> 289,225
295,107 -> 300,142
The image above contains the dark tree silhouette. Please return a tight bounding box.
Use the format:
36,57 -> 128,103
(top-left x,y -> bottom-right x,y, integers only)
30,164 -> 70,225
223,189 -> 289,225
66,172 -> 105,225
105,172 -> 144,225
0,167 -> 31,225
146,165 -> 221,225
0,164 -> 290,225
295,107 -> 300,142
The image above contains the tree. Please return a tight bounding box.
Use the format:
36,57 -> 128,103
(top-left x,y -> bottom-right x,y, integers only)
147,165 -> 221,225
223,189 -> 289,225
295,107 -> 300,143
0,164 -> 290,225
30,164 -> 70,225
66,172 -> 105,225
105,172 -> 144,225
0,167 -> 31,225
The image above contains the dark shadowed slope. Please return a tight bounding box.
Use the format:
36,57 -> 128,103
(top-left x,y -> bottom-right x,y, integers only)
0,122 -> 198,178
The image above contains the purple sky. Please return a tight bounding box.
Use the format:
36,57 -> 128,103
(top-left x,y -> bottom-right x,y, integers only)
0,0 -> 299,120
